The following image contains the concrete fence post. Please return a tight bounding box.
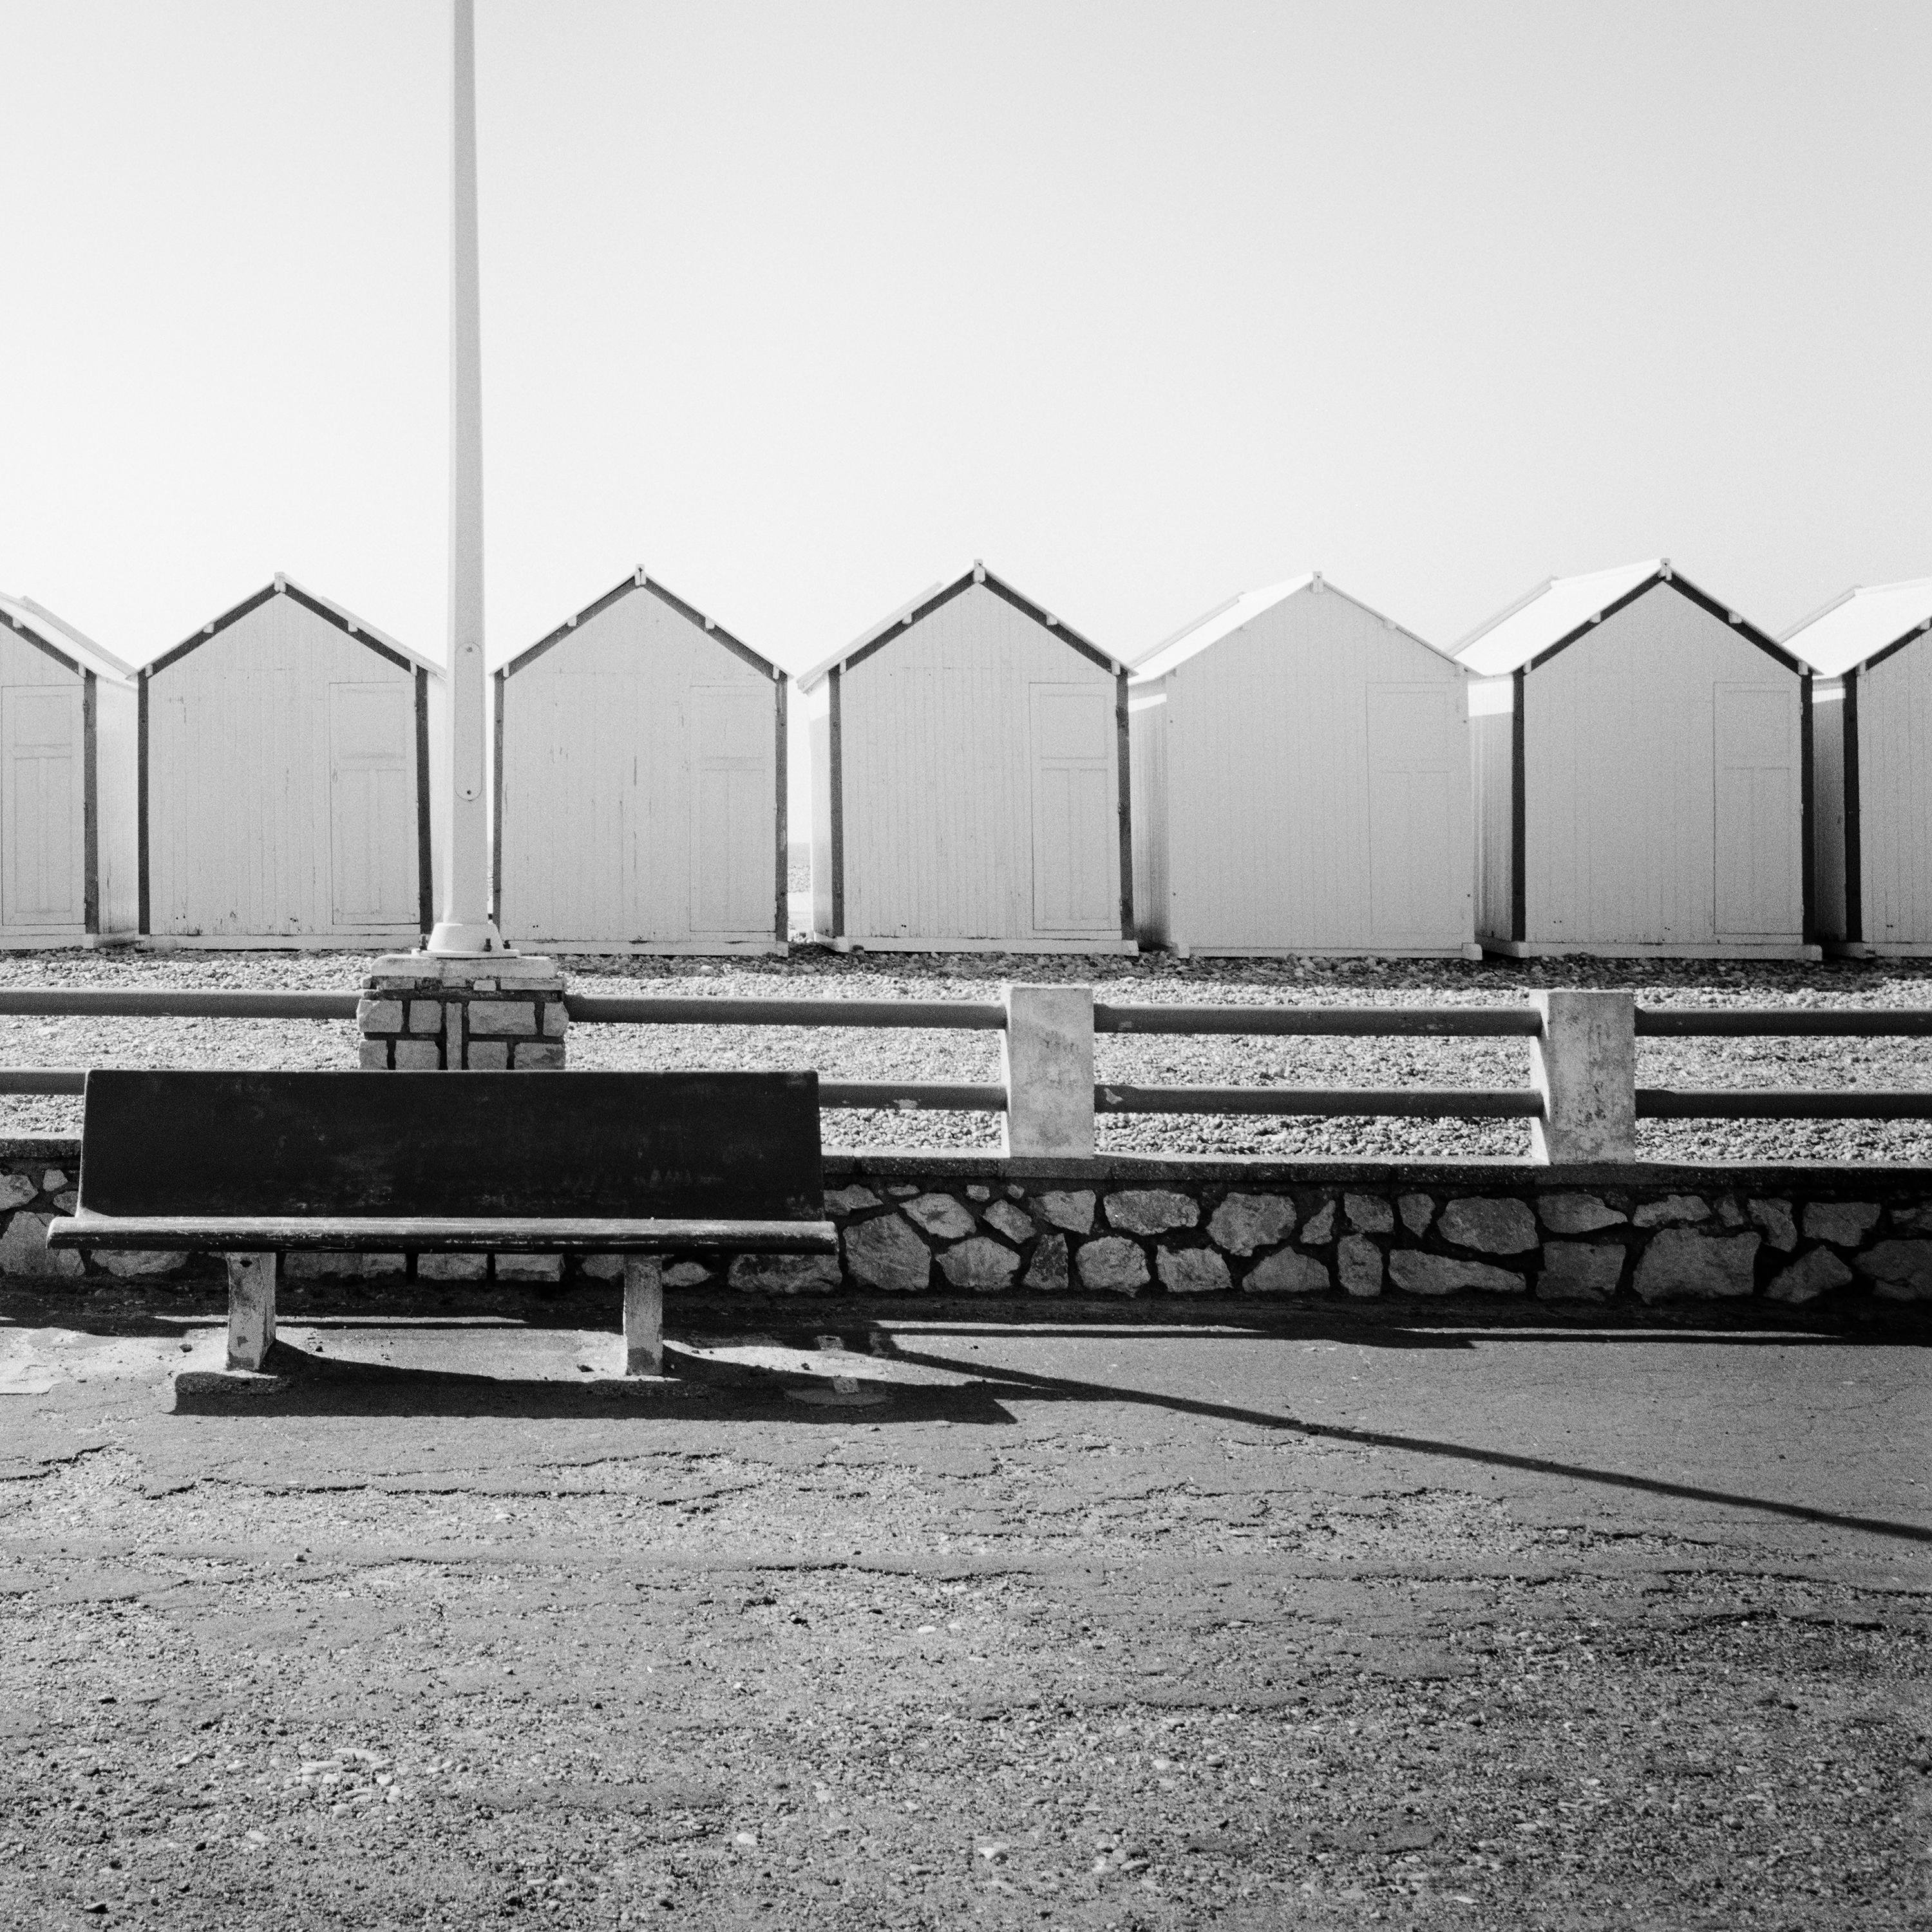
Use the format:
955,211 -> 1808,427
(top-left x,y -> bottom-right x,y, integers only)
1529,989 -> 1636,1164
1001,983 -> 1095,1159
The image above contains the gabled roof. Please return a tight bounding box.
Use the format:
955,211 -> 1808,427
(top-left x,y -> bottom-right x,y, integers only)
1779,576 -> 1932,678
1454,558 -> 1800,677
1129,573 -> 1454,684
500,569 -> 776,681
799,562 -> 1117,691
144,575 -> 441,679
0,594 -> 137,684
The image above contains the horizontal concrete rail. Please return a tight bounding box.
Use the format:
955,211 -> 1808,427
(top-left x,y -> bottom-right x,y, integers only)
566,995 -> 1006,1029
819,1081 -> 1007,1111
1095,1084 -> 1542,1117
1635,1007 -> 1932,1036
0,991 -> 359,1019
1094,1003 -> 1542,1036
1638,1087 -> 1932,1118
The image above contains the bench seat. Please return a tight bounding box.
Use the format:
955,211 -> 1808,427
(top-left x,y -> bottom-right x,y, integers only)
53,1215 -> 838,1254
57,1066 -> 831,1379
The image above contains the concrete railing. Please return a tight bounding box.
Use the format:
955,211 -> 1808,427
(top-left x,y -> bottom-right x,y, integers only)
0,985 -> 1930,1165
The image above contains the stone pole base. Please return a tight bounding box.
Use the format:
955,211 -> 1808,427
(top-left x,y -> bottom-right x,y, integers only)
356,952 -> 569,1070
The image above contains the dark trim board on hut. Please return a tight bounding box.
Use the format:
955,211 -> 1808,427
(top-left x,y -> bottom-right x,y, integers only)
136,576 -> 441,949
1461,560 -> 1821,961
802,561 -> 1137,954
490,571 -> 788,955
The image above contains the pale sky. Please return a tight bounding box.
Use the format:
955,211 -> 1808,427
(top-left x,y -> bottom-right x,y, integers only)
3,1 -> 1927,829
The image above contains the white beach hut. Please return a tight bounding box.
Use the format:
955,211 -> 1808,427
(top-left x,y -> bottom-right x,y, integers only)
801,562 -> 1134,952
140,576 -> 442,946
491,571 -> 786,953
1783,577 -> 1932,956
1458,559 -> 1817,958
1129,573 -> 1475,956
0,595 -> 138,945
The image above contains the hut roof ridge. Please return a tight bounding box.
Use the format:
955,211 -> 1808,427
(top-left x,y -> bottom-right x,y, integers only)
497,570 -> 777,680
0,594 -> 138,684
141,577 -> 440,679
1777,575 -> 1932,677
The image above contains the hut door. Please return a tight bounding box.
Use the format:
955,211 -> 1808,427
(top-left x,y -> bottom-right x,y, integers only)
1365,684 -> 1462,945
691,685 -> 772,935
1714,685 -> 1802,935
328,683 -> 414,927
1030,684 -> 1114,933
1,685 -> 82,927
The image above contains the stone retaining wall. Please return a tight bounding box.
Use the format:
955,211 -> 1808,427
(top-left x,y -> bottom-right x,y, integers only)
5,1141 -> 1927,1309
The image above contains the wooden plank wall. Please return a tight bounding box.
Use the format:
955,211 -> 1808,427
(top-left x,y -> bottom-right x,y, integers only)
1857,640 -> 1932,946
840,586 -> 1121,944
1471,704 -> 1514,944
1526,592 -> 1804,947
497,591 -> 778,947
0,630 -> 86,937
1157,587 -> 1472,952
147,598 -> 419,940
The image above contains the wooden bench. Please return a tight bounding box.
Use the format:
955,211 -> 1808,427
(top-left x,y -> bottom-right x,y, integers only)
50,1069 -> 835,1377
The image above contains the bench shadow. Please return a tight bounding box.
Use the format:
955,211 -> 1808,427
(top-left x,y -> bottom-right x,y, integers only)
881,1341 -> 1932,1548
171,1343 -> 1016,1425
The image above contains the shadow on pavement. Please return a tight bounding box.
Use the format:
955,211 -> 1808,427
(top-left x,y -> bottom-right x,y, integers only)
882,1341 -> 1932,1548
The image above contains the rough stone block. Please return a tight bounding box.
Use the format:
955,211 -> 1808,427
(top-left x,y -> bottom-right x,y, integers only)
663,1261 -> 714,1288
466,1041 -> 511,1071
1157,1246 -> 1231,1296
0,1213 -> 83,1280
495,1254 -> 563,1283
845,1214 -> 931,1293
729,1253 -> 841,1294
1767,1247 -> 1853,1305
937,1238 -> 1021,1291
886,1184 -> 919,1199
408,1001 -> 443,1035
1715,1196 -> 1745,1227
1034,1190 -> 1095,1234
1539,1193 -> 1626,1236
1802,1202 -> 1880,1247
465,1000 -> 538,1037
53,1191 -> 77,1213
1207,1193 -> 1296,1255
1298,1201 -> 1337,1245
1244,1248 -> 1330,1294
1857,1239 -> 1932,1301
1632,1195 -> 1710,1228
1023,1233 -> 1068,1291
1343,1193 -> 1394,1235
1106,1190 -> 1198,1236
287,1251 -> 364,1280
393,1040 -> 441,1070
579,1254 -> 624,1281
1387,1252 -> 1526,1296
1891,1206 -> 1932,1236
0,1174 -> 35,1213
1338,1234 -> 1383,1297
1438,1197 -> 1539,1254
981,1200 -> 1036,1244
1075,1236 -> 1149,1294
966,1186 -> 990,1201
825,1186 -> 882,1215
1535,1242 -> 1624,1300
1397,1193 -> 1434,1236
903,1193 -> 975,1240
512,1041 -> 565,1070
1747,1199 -> 1797,1251
39,1170 -> 67,1195
356,998 -> 404,1034
1633,1229 -> 1758,1301
542,1003 -> 569,1039
97,1250 -> 185,1278
358,1041 -> 391,1070
417,1253 -> 488,1282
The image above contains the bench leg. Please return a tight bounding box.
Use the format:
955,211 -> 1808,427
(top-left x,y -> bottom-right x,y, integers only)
226,1253 -> 278,1372
623,1255 -> 663,1378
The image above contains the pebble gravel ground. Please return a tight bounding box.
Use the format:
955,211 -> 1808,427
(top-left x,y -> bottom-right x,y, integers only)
0,947 -> 1927,1162
0,1305 -> 1925,1930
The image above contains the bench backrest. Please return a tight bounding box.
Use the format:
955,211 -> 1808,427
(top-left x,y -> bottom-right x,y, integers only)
75,1070 -> 822,1220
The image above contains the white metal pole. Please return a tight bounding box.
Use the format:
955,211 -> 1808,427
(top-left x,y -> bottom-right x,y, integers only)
427,0 -> 506,956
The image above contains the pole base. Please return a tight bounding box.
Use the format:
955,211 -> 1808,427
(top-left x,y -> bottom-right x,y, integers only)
424,920 -> 511,958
